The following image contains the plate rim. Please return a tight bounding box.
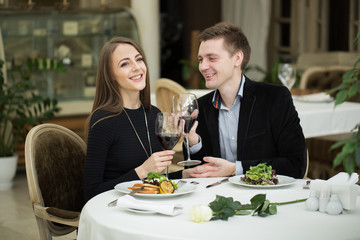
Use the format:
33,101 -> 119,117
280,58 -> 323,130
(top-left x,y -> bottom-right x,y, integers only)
114,180 -> 197,198
228,174 -> 296,188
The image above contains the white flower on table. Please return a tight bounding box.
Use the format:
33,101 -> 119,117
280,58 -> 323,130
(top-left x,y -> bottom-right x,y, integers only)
190,205 -> 213,223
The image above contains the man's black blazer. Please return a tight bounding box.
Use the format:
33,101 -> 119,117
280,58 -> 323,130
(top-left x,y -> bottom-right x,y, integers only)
191,76 -> 307,179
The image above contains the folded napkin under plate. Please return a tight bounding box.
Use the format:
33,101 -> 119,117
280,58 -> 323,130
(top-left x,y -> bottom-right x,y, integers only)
310,172 -> 360,210
116,195 -> 183,216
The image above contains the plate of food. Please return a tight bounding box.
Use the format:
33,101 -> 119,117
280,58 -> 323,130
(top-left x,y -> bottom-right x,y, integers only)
114,171 -> 197,198
228,163 -> 295,188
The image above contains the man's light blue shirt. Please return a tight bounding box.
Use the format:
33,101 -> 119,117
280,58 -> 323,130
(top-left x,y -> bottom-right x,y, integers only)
190,75 -> 245,175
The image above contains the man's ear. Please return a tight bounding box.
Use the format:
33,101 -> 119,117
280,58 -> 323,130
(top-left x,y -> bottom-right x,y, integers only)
234,51 -> 243,67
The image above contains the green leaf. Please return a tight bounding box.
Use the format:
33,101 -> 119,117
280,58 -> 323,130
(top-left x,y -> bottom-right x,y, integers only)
333,150 -> 347,168
42,58 -> 47,69
329,139 -> 346,150
268,204 -> 277,215
343,155 -> 355,173
330,83 -> 348,94
34,59 -> 39,70
343,142 -> 356,154
227,199 -> 242,209
250,194 -> 266,205
260,199 -> 270,212
349,83 -> 360,97
50,59 -> 55,69
355,146 -> 360,167
334,90 -> 348,106
26,59 -> 33,71
342,69 -> 355,83
223,207 -> 236,220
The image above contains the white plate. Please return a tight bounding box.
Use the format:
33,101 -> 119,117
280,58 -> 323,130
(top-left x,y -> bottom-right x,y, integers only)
114,180 -> 197,198
228,175 -> 296,188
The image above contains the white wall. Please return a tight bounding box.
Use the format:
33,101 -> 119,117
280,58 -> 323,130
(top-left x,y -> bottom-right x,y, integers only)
131,0 -> 160,91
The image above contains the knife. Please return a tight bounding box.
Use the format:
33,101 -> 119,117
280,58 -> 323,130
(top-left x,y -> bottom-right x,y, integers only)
108,186 -> 145,207
206,177 -> 229,188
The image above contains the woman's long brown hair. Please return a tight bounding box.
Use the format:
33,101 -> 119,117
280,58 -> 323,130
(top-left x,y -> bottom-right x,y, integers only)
84,37 -> 151,141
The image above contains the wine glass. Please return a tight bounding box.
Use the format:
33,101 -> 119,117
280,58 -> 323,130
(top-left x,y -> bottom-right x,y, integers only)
172,93 -> 201,167
155,112 -> 182,178
278,63 -> 296,90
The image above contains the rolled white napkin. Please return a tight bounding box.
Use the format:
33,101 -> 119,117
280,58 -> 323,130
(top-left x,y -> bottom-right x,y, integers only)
116,195 -> 183,216
327,172 -> 359,184
310,172 -> 360,210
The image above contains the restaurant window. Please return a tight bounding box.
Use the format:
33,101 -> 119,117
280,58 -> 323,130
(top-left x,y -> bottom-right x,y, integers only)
328,0 -> 349,51
304,0 -> 328,52
272,0 -> 299,62
268,0 -> 358,71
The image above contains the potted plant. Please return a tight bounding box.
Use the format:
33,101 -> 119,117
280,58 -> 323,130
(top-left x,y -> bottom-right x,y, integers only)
330,33 -> 360,175
0,59 -> 61,190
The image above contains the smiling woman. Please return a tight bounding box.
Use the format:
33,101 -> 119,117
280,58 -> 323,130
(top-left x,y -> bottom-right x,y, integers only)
112,44 -> 147,98
83,37 -> 183,202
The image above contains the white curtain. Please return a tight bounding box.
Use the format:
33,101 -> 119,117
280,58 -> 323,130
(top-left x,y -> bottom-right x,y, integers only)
222,0 -> 271,81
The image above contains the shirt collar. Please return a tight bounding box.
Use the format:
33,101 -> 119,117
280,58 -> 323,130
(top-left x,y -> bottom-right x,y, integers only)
212,74 -> 246,109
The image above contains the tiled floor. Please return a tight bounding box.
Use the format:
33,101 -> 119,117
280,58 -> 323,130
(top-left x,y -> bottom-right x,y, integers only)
0,166 -> 76,240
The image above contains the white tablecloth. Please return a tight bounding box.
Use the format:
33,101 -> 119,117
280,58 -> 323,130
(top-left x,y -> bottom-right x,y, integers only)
77,178 -> 360,240
293,100 -> 360,138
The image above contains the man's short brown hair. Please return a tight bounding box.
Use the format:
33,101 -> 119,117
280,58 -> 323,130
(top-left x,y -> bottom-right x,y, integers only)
199,22 -> 251,70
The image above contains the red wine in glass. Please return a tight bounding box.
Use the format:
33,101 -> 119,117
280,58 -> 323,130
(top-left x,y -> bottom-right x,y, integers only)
181,116 -> 196,134
155,112 -> 182,178
156,133 -> 181,150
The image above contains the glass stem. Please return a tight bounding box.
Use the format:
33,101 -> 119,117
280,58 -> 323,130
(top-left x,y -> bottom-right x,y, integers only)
185,135 -> 191,161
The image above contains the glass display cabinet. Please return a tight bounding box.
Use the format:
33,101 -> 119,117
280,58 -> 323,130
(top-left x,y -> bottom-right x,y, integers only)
0,8 -> 140,109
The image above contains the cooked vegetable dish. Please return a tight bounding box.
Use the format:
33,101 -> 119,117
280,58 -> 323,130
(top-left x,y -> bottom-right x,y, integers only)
128,171 -> 178,194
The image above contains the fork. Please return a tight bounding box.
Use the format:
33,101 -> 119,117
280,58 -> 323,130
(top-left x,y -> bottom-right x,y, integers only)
108,186 -> 145,207
176,180 -> 187,189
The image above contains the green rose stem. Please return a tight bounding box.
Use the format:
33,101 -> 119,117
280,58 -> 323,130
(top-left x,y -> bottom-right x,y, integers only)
273,198 -> 307,206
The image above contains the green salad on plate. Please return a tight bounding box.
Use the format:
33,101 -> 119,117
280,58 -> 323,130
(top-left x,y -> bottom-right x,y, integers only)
241,163 -> 278,185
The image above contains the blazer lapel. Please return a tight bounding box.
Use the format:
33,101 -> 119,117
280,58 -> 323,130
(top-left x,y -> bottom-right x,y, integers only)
237,78 -> 256,160
203,97 -> 221,157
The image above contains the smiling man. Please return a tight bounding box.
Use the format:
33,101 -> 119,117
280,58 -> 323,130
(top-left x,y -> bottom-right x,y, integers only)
182,22 -> 307,179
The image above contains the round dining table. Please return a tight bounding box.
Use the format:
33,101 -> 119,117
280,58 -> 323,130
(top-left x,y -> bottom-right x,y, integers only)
77,177 -> 360,240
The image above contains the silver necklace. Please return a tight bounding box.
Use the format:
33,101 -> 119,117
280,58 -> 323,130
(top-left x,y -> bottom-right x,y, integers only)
123,104 -> 152,158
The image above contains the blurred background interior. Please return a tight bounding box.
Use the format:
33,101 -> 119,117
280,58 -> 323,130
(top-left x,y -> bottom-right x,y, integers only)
0,0 -> 359,239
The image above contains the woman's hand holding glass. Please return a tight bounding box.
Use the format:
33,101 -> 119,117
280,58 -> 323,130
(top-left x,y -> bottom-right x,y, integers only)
136,150 -> 175,179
